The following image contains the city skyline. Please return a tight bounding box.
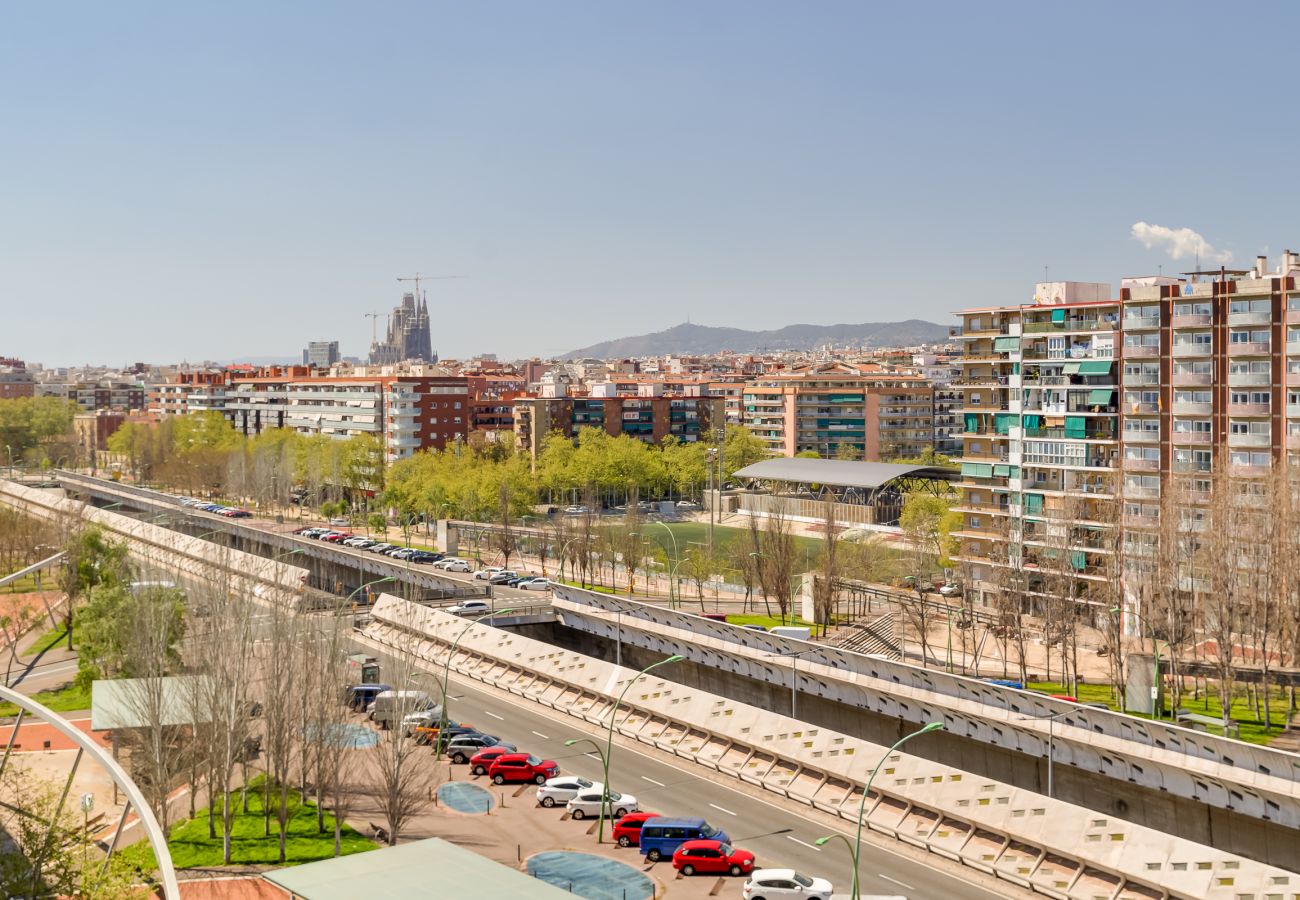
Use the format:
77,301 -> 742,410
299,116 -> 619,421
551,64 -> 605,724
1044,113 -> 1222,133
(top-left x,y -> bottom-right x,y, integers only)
7,3 -> 1300,364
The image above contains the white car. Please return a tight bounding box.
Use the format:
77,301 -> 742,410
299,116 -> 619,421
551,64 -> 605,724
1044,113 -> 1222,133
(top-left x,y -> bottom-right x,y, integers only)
446,600 -> 491,617
328,517 -> 350,526
565,789 -> 637,820
473,567 -> 505,580
440,559 -> 471,573
563,505 -> 589,514
536,776 -> 600,809
517,577 -> 551,591
741,869 -> 833,900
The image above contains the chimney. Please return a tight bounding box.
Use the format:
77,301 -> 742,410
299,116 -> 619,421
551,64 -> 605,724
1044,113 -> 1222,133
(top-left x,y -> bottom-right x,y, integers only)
1255,255 -> 1268,278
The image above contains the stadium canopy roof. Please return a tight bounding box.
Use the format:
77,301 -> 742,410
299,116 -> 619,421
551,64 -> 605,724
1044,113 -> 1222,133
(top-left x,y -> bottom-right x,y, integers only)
732,458 -> 953,490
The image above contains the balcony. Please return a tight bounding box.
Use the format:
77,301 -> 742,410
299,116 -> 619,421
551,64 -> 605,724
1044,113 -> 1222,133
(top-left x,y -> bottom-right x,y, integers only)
1228,341 -> 1271,356
1123,483 -> 1160,499
1122,457 -> 1160,472
1022,318 -> 1116,334
1122,429 -> 1159,443
1122,512 -> 1159,528
1123,314 -> 1161,331
1288,434 -> 1300,450
1172,400 -> 1213,415
1123,345 -> 1160,359
1122,374 -> 1160,387
1227,432 -> 1271,448
1227,401 -> 1270,416
1171,431 -> 1211,445
1172,371 -> 1213,386
1227,371 -> 1271,387
1172,343 -> 1211,358
1288,309 -> 1300,325
1171,313 -> 1212,328
1228,310 -> 1273,327
1125,401 -> 1159,415
1287,370 -> 1300,387
1228,462 -> 1271,477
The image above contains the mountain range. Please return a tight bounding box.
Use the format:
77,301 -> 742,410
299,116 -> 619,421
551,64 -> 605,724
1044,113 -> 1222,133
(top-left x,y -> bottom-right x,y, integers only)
564,319 -> 951,359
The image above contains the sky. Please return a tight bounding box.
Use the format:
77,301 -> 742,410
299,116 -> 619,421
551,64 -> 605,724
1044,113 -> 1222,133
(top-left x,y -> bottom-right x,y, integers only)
4,1 -> 1300,366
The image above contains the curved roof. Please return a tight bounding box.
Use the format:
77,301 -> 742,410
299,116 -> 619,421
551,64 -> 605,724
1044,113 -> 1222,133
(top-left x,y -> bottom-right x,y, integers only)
732,458 -> 953,490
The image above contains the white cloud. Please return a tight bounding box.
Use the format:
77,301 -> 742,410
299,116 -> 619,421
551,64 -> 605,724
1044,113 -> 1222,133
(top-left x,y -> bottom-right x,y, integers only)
1130,222 -> 1232,265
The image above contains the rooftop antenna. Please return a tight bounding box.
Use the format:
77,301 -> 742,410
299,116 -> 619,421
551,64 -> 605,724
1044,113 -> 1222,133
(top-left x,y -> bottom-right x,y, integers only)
1043,265 -> 1049,282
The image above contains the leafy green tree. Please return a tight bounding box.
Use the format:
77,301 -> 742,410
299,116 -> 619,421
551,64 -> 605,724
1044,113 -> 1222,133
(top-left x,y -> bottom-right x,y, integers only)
57,526 -> 130,651
75,583 -> 185,683
0,397 -> 77,461
722,425 -> 770,480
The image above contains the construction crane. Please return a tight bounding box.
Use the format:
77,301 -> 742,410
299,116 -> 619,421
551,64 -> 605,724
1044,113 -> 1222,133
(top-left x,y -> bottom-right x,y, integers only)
396,273 -> 464,303
364,312 -> 386,345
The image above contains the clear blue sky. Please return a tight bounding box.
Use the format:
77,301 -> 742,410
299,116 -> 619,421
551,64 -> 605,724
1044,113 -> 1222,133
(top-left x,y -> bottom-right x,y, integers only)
4,2 -> 1298,365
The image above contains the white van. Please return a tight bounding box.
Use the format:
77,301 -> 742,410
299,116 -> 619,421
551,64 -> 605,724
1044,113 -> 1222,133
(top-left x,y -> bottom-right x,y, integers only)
367,690 -> 435,729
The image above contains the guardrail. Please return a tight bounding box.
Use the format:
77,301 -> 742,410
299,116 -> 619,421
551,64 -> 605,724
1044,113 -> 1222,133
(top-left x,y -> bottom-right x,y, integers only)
362,594 -> 1296,900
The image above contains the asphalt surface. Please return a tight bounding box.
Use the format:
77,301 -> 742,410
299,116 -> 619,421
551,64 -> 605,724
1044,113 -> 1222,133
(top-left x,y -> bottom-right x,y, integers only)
352,632 -> 1011,900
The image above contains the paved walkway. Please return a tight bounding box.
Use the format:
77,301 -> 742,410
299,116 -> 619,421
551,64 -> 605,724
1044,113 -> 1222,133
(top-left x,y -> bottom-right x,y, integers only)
0,713 -> 112,751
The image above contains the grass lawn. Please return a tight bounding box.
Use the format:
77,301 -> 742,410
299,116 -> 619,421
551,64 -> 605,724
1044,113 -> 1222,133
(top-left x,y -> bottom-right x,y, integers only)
1026,680 -> 1295,747
120,774 -> 375,870
0,680 -> 91,717
3,573 -> 41,594
25,625 -> 70,657
635,522 -> 826,572
725,613 -> 818,630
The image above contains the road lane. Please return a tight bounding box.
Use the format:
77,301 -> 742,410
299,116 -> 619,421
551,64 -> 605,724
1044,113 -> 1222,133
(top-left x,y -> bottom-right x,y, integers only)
353,633 -> 1012,900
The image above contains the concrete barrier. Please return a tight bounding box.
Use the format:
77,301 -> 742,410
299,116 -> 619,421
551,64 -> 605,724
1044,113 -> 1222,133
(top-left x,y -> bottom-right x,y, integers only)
363,593 -> 1298,900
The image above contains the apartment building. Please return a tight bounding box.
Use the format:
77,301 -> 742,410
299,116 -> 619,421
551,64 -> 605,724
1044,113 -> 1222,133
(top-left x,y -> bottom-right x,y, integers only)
952,282 -> 1120,614
0,364 -> 35,399
513,387 -> 726,460
39,381 -> 147,411
741,367 -> 935,460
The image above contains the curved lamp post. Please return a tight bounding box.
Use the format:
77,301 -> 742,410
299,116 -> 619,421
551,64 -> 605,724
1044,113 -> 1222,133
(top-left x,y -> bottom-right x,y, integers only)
818,721 -> 944,900
433,607 -> 517,754
652,522 -> 681,608
593,654 -> 682,844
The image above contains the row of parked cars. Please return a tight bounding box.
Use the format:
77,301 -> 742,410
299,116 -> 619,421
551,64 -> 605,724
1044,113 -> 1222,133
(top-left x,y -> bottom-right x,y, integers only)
293,527 -> 443,563
178,497 -> 252,517
470,566 -> 551,590
340,685 -> 831,897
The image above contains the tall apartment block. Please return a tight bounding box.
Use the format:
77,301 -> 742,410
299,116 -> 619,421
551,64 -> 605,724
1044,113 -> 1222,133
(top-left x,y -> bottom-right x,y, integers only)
952,282 -> 1120,614
741,370 -> 935,460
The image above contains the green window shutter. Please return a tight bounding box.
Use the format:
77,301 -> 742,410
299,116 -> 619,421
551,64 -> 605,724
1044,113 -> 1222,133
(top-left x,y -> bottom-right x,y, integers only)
1006,466 -> 1020,479
1023,414 -> 1041,430
1051,308 -> 1066,323
1071,550 -> 1087,571
1062,362 -> 1082,374
993,336 -> 1019,351
1024,493 -> 1044,513
1077,360 -> 1112,375
1012,362 -> 1021,375
1087,388 -> 1115,405
994,413 -> 1014,435
1065,416 -> 1087,438
964,413 -> 980,432
962,463 -> 994,478
993,464 -> 1010,477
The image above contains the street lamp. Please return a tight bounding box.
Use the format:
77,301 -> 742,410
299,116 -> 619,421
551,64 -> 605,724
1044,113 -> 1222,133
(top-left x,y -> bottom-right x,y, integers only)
651,522 -> 681,608
765,647 -> 818,719
818,721 -> 944,900
592,654 -> 682,844
433,607 -> 517,754
1015,708 -> 1075,799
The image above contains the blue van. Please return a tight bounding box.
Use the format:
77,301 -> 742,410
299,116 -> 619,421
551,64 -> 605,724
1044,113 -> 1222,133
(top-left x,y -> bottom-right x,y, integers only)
638,817 -> 730,862
343,683 -> 392,712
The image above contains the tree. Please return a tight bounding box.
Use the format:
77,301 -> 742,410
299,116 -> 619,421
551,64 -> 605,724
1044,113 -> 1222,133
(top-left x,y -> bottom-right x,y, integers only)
812,500 -> 840,636
489,484 -> 518,570
761,504 -> 797,624
58,525 -> 130,652
682,546 -> 720,612
369,603 -> 432,844
0,397 -> 77,461
722,425 -> 770,481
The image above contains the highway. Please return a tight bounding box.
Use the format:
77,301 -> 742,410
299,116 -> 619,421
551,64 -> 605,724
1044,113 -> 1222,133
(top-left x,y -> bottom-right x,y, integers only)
352,631 -> 1012,900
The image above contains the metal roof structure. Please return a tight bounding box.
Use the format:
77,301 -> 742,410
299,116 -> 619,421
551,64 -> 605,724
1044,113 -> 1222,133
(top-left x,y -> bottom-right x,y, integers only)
91,676 -> 209,730
262,837 -> 577,899
732,458 -> 953,490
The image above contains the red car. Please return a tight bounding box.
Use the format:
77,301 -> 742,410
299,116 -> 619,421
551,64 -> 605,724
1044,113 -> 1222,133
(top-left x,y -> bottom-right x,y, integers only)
468,745 -> 514,776
672,839 -> 756,877
487,753 -> 559,785
322,532 -> 352,543
612,811 -> 661,848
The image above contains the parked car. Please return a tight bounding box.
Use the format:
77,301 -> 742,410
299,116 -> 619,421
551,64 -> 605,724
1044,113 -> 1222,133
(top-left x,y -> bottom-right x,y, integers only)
742,869 -> 833,900
445,733 -> 515,765
639,818 -> 729,862
415,721 -> 479,749
611,811 -> 661,847
487,570 -> 519,585
369,543 -> 396,554
517,577 -> 551,591
343,537 -> 373,548
400,705 -> 444,733
487,753 -> 558,785
672,839 -> 755,877
367,690 -> 435,729
536,776 -> 598,809
446,600 -> 492,617
566,789 -> 638,820
293,526 -> 316,535
389,548 -> 418,560
329,517 -> 350,526
938,582 -> 962,597
467,744 -> 515,775
473,566 -> 505,580
675,500 -> 701,510
563,505 -> 589,514
437,559 -> 471,572
408,551 -> 442,563
322,532 -> 352,543
342,683 -> 392,712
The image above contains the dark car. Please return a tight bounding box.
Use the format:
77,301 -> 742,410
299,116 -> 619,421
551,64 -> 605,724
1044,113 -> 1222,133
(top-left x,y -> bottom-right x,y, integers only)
446,733 -> 516,765
342,683 -> 393,712
414,721 -> 480,749
408,551 -> 442,563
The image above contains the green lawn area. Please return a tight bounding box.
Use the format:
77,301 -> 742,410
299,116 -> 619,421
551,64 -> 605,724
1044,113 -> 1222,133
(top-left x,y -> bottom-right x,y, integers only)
25,625 -> 70,657
3,573 -> 41,593
635,522 -> 825,572
0,681 -> 91,717
725,613 -> 818,630
556,578 -> 617,595
120,774 -> 375,870
1026,680 -> 1295,747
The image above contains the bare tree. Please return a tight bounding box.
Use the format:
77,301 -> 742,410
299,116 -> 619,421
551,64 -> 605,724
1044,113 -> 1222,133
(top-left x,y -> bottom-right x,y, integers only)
303,612 -> 359,855
369,603 -> 432,844
812,500 -> 840,637
489,484 -> 518,570
761,504 -> 797,625
256,581 -> 302,860
1202,470 -> 1246,729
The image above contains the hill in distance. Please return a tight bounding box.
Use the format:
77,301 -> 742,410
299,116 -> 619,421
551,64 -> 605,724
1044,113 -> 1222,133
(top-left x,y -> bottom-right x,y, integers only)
564,319 -> 951,359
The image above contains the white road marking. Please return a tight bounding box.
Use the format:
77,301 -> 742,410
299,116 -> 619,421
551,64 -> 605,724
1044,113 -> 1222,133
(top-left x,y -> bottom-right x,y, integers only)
708,803 -> 736,816
531,730 -> 550,740
584,752 -> 601,760
640,776 -> 665,787
786,835 -> 822,851
879,874 -> 914,890
484,711 -> 505,720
